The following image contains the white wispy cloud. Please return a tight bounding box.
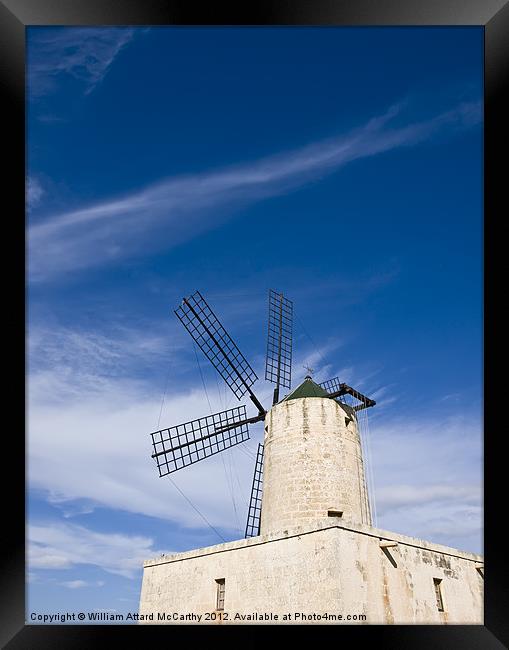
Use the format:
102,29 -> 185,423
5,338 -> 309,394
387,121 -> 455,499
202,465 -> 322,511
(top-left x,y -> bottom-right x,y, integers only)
376,484 -> 480,510
28,27 -> 136,98
29,323 -> 173,379
439,392 -> 462,403
46,497 -> 96,519
28,364 -> 263,533
369,413 -> 482,552
369,385 -> 393,401
28,100 -> 481,282
27,177 -> 44,210
58,579 -> 104,589
292,340 -> 345,385
28,522 -> 163,579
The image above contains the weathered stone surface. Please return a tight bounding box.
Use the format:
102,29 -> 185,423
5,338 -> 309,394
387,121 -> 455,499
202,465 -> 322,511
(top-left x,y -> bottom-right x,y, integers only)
139,520 -> 483,624
260,398 -> 371,534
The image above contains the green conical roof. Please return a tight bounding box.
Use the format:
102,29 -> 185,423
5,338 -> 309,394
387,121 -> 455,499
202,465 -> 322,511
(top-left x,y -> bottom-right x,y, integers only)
282,376 -> 330,402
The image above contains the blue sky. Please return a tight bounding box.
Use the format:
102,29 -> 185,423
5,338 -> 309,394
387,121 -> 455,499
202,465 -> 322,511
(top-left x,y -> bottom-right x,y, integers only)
27,27 -> 483,621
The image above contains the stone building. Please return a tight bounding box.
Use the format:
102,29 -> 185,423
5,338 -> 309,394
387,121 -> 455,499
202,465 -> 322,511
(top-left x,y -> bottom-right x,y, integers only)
139,377 -> 483,624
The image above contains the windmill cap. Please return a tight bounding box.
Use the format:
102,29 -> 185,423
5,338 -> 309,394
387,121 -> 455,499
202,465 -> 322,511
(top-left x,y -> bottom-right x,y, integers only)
282,376 -> 330,401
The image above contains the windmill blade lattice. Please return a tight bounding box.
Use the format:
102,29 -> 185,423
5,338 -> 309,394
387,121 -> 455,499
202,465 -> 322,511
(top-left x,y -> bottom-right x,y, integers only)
265,289 -> 293,404
150,405 -> 250,477
320,376 -> 343,396
319,377 -> 376,411
175,290 -> 264,413
245,443 -> 264,538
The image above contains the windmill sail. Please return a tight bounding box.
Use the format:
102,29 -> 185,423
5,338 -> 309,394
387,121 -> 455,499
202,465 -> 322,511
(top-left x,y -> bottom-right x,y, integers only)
245,443 -> 264,538
320,376 -> 343,396
175,290 -> 264,413
319,377 -> 376,411
265,290 -> 293,404
150,406 -> 250,477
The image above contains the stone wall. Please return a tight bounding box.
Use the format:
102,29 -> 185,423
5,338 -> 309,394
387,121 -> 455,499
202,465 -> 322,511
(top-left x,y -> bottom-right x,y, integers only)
260,397 -> 371,535
139,520 -> 483,624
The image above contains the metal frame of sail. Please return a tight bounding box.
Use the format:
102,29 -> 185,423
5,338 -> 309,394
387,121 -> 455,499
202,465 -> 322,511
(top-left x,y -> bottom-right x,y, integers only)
245,443 -> 264,537
320,377 -> 376,411
265,289 -> 293,405
150,405 -> 250,476
175,291 -> 265,415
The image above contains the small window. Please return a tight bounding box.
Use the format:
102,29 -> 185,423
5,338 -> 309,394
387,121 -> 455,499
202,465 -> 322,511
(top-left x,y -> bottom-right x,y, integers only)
433,578 -> 444,612
327,509 -> 343,518
216,578 -> 225,610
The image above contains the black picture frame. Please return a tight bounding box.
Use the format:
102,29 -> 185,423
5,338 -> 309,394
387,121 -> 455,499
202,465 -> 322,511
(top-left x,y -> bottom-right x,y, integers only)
3,0 -> 506,646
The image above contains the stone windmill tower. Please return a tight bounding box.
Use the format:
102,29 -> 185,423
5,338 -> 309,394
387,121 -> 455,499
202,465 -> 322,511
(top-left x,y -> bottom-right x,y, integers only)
260,376 -> 373,537
139,290 -> 483,625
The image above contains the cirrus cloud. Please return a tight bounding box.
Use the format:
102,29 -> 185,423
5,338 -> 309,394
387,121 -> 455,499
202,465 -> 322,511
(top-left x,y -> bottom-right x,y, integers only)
28,100 -> 481,283
28,27 -> 136,98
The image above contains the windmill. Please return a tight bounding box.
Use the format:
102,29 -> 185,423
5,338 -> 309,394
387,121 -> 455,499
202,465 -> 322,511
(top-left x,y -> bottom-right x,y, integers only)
149,289 -> 376,538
